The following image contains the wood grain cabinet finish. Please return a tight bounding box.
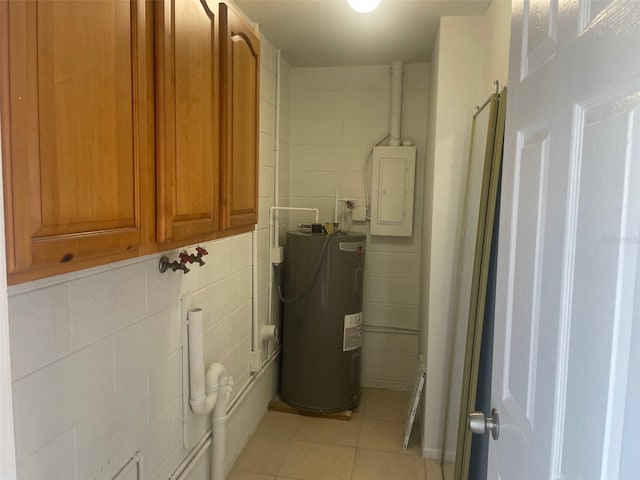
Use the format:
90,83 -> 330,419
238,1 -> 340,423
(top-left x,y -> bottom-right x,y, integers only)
0,1 -> 260,283
155,0 -> 221,246
219,3 -> 260,231
0,0 -> 155,284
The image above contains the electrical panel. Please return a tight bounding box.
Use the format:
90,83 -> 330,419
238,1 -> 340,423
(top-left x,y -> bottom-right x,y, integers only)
370,146 -> 416,236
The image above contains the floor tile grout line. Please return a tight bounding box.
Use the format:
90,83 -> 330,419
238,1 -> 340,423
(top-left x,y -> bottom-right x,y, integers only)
348,442 -> 357,480
233,387 -> 419,480
423,453 -> 428,480
356,446 -> 422,456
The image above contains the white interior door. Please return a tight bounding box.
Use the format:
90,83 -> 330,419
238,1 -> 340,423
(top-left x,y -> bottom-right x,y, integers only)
488,1 -> 640,479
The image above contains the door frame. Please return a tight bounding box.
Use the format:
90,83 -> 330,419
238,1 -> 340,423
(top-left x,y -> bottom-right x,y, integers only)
453,90 -> 507,480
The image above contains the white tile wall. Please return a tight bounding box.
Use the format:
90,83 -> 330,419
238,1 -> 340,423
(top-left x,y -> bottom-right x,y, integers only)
363,303 -> 420,330
343,65 -> 391,91
7,32 -> 287,480
291,118 -> 345,145
8,234 -> 274,479
15,430 -> 75,480
259,132 -> 275,168
258,164 -> 275,198
8,283 -> 71,380
12,337 -> 114,462
73,379 -> 149,479
259,100 -> 276,138
113,307 -> 181,392
361,330 -> 419,389
365,251 -> 421,280
291,67 -> 345,92
364,277 -> 420,306
68,262 -> 147,350
288,64 -> 430,390
148,351 -> 182,421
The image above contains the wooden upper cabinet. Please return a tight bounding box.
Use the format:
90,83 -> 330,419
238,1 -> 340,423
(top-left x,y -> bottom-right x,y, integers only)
0,0 -> 155,284
0,1 -> 262,283
155,0 -> 221,246
219,3 -> 260,231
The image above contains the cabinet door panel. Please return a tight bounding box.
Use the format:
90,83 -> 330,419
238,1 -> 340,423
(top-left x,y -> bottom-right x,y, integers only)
1,0 -> 154,283
220,3 -> 260,230
156,0 -> 220,245
37,1 -> 135,233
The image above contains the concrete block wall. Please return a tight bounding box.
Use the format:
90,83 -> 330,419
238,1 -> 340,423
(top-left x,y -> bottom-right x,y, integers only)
9,237 -> 260,479
288,64 -> 430,390
7,32 -> 285,480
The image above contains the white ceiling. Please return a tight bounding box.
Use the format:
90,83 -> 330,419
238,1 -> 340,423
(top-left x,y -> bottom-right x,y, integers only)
234,0 -> 492,66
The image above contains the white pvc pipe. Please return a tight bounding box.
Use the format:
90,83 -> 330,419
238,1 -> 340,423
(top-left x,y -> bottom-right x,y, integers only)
210,372 -> 229,480
274,50 -> 281,237
260,324 -> 278,344
187,308 -> 232,480
205,363 -> 230,480
251,228 -> 259,356
188,308 -> 211,415
271,206 -> 319,256
389,61 -> 404,146
267,206 -> 319,357
172,349 -> 281,480
269,51 -> 282,363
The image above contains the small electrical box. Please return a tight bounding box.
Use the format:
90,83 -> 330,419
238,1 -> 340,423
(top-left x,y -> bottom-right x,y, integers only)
352,205 -> 367,222
370,146 -> 416,236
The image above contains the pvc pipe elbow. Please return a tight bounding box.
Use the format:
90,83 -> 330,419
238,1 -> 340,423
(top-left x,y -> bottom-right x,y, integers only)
190,363 -> 232,416
190,395 -> 215,416
205,363 -> 229,392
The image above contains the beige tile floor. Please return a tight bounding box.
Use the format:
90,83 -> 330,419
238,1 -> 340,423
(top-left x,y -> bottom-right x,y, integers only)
229,388 -> 444,480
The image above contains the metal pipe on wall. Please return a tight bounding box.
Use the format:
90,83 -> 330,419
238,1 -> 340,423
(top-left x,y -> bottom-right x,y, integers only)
389,61 -> 404,146
251,228 -> 260,363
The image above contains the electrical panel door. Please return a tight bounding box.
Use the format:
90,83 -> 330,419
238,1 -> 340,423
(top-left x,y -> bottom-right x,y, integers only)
370,146 -> 416,236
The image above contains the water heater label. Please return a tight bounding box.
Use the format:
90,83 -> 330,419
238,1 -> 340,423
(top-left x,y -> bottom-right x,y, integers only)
343,312 -> 363,351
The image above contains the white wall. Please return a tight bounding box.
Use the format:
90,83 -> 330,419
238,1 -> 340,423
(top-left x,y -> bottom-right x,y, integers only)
419,0 -> 511,460
6,34 -> 287,480
288,64 -> 429,390
483,0 -> 511,94
419,26 -> 440,454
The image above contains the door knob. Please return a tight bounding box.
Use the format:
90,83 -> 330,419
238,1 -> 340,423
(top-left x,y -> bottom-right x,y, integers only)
468,408 -> 500,440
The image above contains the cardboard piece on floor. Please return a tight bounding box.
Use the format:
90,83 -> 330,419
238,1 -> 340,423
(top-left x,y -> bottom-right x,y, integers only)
403,354 -> 427,449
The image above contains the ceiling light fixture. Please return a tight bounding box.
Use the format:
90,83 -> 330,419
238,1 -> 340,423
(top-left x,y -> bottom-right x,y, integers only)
347,0 -> 381,13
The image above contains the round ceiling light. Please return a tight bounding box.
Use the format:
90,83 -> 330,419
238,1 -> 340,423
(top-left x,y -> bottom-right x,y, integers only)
347,0 -> 381,13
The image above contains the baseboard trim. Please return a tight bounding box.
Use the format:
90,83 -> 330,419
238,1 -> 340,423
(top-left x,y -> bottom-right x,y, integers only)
361,379 -> 413,391
422,447 -> 456,462
422,447 -> 442,459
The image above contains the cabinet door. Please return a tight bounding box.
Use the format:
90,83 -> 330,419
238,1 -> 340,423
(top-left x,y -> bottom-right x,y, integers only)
155,0 -> 220,246
0,0 -> 155,284
219,3 -> 260,231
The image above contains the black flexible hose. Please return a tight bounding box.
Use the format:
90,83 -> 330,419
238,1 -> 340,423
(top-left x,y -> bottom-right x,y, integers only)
275,231 -> 338,303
